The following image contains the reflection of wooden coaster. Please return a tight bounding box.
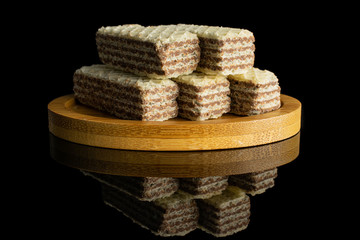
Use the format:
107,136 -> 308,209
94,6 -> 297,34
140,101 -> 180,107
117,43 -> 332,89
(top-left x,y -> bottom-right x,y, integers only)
49,132 -> 300,177
48,94 -> 301,151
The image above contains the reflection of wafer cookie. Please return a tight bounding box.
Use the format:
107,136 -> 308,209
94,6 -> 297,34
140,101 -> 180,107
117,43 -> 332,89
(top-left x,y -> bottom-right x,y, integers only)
173,73 -> 230,121
102,184 -> 199,237
73,64 -> 179,121
82,171 -> 179,201
179,176 -> 228,198
229,168 -> 278,196
197,186 -> 250,237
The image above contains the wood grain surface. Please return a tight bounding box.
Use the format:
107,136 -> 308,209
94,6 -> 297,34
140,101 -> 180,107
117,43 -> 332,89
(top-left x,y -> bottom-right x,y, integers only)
49,132 -> 300,177
48,94 -> 301,151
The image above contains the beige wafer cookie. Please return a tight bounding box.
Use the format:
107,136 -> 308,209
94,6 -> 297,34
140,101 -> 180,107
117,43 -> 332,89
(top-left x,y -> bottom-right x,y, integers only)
174,24 -> 255,76
73,64 -> 179,121
172,72 -> 230,121
228,68 -> 281,116
96,24 -> 200,79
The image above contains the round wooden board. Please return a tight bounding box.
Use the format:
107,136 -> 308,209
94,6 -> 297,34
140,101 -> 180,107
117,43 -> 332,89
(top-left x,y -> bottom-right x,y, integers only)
49,132 -> 300,177
48,94 -> 301,151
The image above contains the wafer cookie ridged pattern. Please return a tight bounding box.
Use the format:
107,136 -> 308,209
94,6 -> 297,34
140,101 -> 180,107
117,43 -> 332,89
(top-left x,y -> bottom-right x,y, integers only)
73,64 -> 179,121
173,24 -> 255,76
96,24 -> 200,79
228,68 -> 281,116
173,72 -> 231,121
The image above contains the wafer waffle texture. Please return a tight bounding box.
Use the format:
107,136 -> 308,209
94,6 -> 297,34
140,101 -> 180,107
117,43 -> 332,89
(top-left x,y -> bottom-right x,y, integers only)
96,24 -> 200,79
172,72 -> 231,121
72,65 -> 281,121
73,24 -> 286,121
228,67 -> 281,116
73,64 -> 179,121
96,24 -> 255,78
174,24 -> 255,76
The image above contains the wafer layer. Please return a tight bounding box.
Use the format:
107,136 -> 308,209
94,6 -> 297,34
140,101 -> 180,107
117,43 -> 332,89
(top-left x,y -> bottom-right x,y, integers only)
96,24 -> 200,79
83,171 -> 179,201
73,64 -> 179,121
229,168 -> 278,196
197,186 -> 250,237
174,24 -> 255,75
173,72 -> 230,121
102,184 -> 199,237
228,68 -> 281,115
179,176 -> 228,199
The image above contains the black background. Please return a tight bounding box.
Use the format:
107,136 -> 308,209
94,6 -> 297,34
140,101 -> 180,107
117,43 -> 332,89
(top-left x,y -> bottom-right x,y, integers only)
13,3 -> 351,239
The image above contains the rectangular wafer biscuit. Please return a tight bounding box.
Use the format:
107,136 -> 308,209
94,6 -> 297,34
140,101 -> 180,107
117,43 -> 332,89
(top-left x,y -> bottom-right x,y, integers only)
96,24 -> 200,79
228,68 -> 281,116
73,64 -> 179,121
174,24 -> 255,76
172,72 -> 230,121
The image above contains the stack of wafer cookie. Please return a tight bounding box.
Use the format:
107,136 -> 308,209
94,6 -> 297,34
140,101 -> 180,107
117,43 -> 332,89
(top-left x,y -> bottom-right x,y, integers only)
73,23 -> 282,121
96,24 -> 255,78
